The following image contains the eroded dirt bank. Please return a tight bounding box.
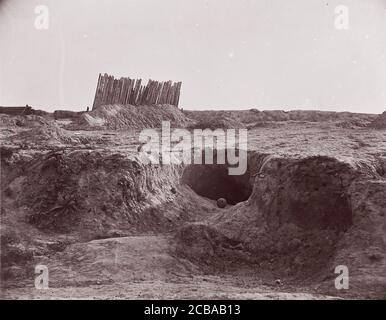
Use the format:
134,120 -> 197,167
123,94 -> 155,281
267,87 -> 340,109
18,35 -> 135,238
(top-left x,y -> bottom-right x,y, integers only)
1,145 -> 385,299
1,112 -> 385,299
176,154 -> 386,298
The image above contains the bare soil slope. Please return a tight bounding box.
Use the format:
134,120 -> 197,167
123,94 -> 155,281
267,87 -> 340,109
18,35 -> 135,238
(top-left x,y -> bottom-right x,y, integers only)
69,104 -> 190,130
370,111 -> 386,129
1,109 -> 385,299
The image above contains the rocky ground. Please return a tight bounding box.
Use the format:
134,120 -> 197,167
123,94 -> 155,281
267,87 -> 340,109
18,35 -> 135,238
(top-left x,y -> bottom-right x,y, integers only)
0,106 -> 385,299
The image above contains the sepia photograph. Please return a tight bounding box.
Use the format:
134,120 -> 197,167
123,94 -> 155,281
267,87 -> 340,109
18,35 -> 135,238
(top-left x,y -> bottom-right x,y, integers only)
0,0 -> 385,306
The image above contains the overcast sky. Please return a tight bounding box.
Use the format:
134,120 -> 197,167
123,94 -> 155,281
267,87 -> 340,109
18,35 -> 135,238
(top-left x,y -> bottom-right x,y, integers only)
0,0 -> 385,113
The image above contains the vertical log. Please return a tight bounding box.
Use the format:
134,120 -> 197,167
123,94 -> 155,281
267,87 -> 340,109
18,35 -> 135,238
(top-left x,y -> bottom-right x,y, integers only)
101,74 -> 109,105
147,80 -> 152,105
110,76 -> 115,104
118,78 -> 123,104
119,78 -> 126,104
102,75 -> 109,105
111,79 -> 117,104
133,79 -> 142,105
107,76 -> 115,105
151,81 -> 159,105
99,74 -> 107,106
169,82 -> 173,106
160,81 -> 169,105
153,82 -> 160,104
156,83 -> 164,104
92,73 -> 102,110
154,81 -> 160,104
147,80 -> 152,104
175,82 -> 182,107
156,82 -> 162,104
112,79 -> 117,104
123,78 -> 130,104
148,80 -> 155,104
129,79 -> 135,105
165,81 -> 172,105
169,81 -> 174,105
137,87 -> 143,105
117,78 -> 123,104
120,78 -> 126,103
171,83 -> 177,106
115,78 -> 123,104
99,74 -> 106,108
142,80 -> 150,105
126,79 -> 133,104
172,82 -> 178,106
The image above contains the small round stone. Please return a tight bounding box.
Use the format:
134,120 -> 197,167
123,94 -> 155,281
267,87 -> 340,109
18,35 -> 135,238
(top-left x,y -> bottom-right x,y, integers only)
275,279 -> 283,286
217,198 -> 227,208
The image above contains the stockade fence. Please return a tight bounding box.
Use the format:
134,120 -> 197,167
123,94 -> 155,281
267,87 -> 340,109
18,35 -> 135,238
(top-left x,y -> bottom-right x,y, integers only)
92,73 -> 182,110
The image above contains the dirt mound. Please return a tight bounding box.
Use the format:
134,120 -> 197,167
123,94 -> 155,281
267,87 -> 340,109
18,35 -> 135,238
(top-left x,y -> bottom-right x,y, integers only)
320,179 -> 386,297
336,119 -> 370,129
1,150 -> 215,240
32,235 -> 200,288
0,114 -> 51,128
6,151 -> 181,235
186,111 -> 244,129
69,104 -> 190,130
175,223 -> 245,268
176,154 -> 385,290
253,156 -> 355,231
8,123 -> 91,146
0,146 -> 218,286
185,110 -> 377,128
285,110 -> 375,122
54,110 -> 84,120
0,226 -> 35,282
369,111 -> 386,129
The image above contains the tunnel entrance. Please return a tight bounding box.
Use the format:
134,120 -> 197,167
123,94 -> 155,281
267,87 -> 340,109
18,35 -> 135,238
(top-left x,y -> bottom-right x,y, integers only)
181,164 -> 252,205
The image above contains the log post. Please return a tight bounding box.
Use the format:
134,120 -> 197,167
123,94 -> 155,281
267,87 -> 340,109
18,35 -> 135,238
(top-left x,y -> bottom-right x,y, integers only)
92,73 -> 102,110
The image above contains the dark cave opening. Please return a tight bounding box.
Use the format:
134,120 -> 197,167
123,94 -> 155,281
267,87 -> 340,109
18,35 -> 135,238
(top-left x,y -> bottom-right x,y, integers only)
181,164 -> 252,205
